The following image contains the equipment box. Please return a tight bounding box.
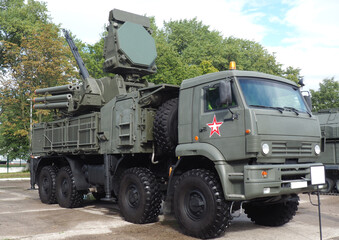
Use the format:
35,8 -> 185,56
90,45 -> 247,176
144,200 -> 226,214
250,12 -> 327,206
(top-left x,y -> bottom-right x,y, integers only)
32,112 -> 100,154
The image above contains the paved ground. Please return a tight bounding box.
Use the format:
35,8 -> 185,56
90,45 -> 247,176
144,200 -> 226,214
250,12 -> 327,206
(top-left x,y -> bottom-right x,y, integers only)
0,167 -> 26,173
0,179 -> 338,240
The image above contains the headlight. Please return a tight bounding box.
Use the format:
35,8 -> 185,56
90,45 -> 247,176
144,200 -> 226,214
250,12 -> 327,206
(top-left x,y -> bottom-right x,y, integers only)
314,144 -> 321,155
262,143 -> 270,155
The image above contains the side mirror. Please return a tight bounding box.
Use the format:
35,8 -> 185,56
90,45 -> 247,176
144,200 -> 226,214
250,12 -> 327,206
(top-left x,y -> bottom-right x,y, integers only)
219,80 -> 232,105
301,91 -> 312,110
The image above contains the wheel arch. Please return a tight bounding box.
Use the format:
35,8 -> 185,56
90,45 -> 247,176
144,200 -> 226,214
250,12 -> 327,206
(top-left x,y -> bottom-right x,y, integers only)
172,143 -> 228,197
111,154 -> 154,196
166,144 -> 229,206
34,155 -> 89,191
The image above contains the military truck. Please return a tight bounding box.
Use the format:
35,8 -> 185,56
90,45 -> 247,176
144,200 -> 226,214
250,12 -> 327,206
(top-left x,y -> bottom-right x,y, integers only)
30,9 -> 325,239
315,109 -> 339,193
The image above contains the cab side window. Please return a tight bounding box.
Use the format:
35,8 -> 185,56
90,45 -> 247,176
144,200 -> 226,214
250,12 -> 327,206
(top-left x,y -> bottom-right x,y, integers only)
205,84 -> 236,111
206,87 -> 222,111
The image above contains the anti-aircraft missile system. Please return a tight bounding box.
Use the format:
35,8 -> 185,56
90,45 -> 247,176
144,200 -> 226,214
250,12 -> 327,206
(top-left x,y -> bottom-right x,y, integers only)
31,9 -> 325,239
33,9 -> 160,115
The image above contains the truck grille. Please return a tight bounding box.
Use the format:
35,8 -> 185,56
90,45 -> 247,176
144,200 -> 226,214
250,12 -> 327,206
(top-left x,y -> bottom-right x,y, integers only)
271,142 -> 313,157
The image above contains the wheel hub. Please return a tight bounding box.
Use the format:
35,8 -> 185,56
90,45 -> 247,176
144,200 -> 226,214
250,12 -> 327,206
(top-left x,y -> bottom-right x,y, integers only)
127,184 -> 139,208
42,177 -> 50,192
185,190 -> 206,221
61,179 -> 69,197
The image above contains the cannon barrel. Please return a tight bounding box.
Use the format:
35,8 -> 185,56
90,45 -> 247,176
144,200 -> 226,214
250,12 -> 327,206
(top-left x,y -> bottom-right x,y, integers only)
34,94 -> 72,103
33,102 -> 69,109
35,84 -> 75,95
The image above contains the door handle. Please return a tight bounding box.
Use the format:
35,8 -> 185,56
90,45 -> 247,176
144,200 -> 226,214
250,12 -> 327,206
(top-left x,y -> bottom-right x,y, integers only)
224,112 -> 239,122
199,127 -> 207,132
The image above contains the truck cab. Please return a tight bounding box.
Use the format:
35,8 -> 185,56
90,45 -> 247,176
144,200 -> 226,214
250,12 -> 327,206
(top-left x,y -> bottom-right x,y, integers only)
176,70 -> 322,200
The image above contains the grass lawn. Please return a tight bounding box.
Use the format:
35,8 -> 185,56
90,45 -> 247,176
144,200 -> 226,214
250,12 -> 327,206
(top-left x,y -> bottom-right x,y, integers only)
0,171 -> 30,178
0,164 -> 27,168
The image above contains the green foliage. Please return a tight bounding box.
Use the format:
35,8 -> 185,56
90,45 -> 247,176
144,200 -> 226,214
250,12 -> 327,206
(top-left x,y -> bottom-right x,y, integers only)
0,172 -> 30,179
76,17 -> 301,85
0,23 -> 78,160
0,8 -> 306,160
0,0 -> 49,69
153,18 -> 301,84
164,19 -> 224,66
310,77 -> 339,112
76,36 -> 110,79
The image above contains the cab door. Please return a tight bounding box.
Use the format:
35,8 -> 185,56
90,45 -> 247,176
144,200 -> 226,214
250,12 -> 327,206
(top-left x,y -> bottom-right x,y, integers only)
192,78 -> 245,161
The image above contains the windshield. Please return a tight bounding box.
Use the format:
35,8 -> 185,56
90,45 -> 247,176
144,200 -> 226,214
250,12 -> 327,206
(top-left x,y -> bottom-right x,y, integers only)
238,77 -> 308,113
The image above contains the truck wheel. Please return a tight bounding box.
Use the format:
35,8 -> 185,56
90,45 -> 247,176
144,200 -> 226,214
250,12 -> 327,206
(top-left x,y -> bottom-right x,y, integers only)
153,98 -> 178,154
118,167 -> 161,224
92,191 -> 106,201
38,166 -> 58,204
244,195 -> 299,226
173,169 -> 230,239
320,178 -> 334,193
56,166 -> 83,208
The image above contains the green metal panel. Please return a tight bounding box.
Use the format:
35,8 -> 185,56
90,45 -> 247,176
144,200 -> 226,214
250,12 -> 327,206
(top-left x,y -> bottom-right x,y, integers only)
178,88 -> 193,143
255,113 -> 321,137
315,109 -> 339,166
176,142 -> 225,160
117,21 -> 157,67
244,163 -> 322,199
110,9 -> 150,28
99,91 -> 156,155
316,109 -> 339,139
31,113 -> 100,155
180,70 -> 298,90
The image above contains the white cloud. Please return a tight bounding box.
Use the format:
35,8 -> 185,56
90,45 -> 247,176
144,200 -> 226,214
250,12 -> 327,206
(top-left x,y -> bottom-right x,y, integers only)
284,0 -> 339,47
44,0 -> 267,43
44,0 -> 338,91
267,0 -> 339,90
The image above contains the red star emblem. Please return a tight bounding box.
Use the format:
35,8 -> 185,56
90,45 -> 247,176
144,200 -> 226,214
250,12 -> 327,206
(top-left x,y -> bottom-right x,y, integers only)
207,115 -> 223,137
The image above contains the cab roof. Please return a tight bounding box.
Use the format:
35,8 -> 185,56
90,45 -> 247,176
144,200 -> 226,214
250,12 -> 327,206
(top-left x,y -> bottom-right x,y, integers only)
180,70 -> 298,90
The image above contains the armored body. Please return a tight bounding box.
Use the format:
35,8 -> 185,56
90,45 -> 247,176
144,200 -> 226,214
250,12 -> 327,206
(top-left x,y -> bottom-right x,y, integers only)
315,109 -> 339,192
31,9 -> 325,239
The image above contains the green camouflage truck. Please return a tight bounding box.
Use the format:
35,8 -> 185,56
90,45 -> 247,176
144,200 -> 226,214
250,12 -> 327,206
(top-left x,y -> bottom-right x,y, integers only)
30,9 -> 325,239
315,108 -> 339,193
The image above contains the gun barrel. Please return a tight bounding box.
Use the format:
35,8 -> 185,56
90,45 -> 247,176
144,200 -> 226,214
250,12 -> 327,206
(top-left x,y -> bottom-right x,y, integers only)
63,29 -> 90,80
33,102 -> 69,109
35,84 -> 75,95
33,94 -> 72,103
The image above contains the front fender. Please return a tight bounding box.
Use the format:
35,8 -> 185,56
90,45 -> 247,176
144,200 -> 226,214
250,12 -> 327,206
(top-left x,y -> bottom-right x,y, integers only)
176,143 -> 226,161
175,143 -> 230,199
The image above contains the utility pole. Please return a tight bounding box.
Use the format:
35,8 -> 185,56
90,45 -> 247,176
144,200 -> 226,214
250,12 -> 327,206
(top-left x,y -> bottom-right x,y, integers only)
27,98 -> 35,189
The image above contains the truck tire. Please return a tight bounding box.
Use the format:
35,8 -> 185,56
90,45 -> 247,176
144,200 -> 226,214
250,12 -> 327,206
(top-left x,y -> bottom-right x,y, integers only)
153,98 -> 178,154
56,166 -> 83,208
38,166 -> 58,204
118,167 -> 161,224
173,169 -> 230,239
320,177 -> 334,193
244,195 -> 299,226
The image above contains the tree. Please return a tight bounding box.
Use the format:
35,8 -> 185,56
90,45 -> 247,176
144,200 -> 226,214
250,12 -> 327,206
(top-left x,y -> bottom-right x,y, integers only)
76,36 -> 109,79
0,0 -> 49,70
77,17 -> 302,85
0,23 -> 77,160
310,77 -> 339,112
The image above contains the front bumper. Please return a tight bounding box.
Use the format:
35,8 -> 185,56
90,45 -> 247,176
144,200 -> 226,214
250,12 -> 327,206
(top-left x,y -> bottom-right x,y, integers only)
244,163 -> 324,199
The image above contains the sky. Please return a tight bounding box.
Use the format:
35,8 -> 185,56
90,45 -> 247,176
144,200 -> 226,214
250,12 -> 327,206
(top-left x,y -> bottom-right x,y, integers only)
43,0 -> 339,91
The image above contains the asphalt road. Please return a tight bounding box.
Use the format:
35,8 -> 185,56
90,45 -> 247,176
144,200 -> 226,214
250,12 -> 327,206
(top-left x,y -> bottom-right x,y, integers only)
0,179 -> 339,240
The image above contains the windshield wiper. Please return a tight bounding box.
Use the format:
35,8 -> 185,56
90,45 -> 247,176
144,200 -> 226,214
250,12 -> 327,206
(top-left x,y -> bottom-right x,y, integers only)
249,105 -> 284,113
283,107 -> 300,116
284,107 -> 312,117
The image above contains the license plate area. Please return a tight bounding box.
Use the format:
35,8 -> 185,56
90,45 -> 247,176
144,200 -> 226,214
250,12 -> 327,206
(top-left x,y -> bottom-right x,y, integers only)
290,181 -> 308,189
